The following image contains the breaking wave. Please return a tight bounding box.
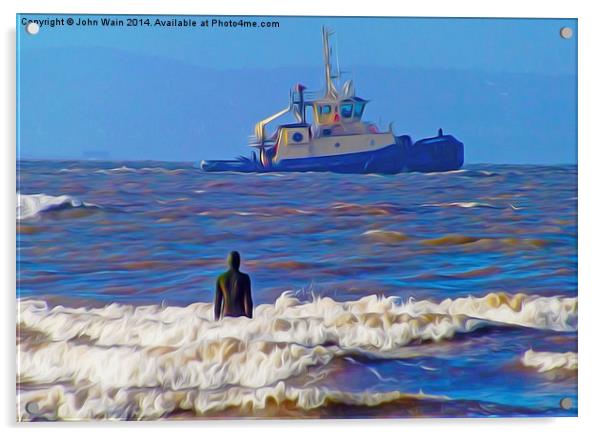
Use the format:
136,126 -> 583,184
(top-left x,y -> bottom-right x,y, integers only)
94,166 -> 187,175
424,169 -> 500,178
18,382 -> 448,421
521,350 -> 577,372
17,193 -> 99,221
420,202 -> 503,209
17,292 -> 577,420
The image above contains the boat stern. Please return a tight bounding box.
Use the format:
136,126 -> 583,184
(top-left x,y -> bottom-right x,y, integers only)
405,133 -> 464,172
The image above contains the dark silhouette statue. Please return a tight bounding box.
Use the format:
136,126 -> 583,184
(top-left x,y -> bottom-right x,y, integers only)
214,251 -> 253,320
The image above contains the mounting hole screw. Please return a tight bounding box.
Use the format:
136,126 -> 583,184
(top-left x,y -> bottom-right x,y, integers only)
26,22 -> 40,35
560,397 -> 573,410
25,401 -> 40,414
560,27 -> 573,39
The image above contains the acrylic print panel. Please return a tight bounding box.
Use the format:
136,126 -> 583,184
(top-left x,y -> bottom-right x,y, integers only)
16,14 -> 577,421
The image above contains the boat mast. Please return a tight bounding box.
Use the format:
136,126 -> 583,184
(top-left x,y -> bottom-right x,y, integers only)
322,27 -> 337,99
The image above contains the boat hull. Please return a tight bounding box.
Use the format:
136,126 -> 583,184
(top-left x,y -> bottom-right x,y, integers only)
200,134 -> 464,174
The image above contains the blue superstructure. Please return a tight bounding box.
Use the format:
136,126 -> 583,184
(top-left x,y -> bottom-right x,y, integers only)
200,28 -> 464,174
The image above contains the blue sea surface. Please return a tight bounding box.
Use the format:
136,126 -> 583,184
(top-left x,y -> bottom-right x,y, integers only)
16,161 -> 577,419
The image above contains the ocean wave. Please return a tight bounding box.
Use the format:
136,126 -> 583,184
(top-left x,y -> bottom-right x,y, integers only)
17,381 -> 447,421
362,229 -> 409,243
521,350 -> 577,372
330,202 -> 397,216
17,292 -> 577,420
424,169 -> 500,178
17,193 -> 99,221
58,168 -> 85,173
420,202 -> 503,209
420,233 -> 548,249
18,292 -> 577,393
94,166 -> 186,175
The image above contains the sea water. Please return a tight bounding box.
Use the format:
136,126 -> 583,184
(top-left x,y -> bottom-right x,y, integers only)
16,161 -> 578,420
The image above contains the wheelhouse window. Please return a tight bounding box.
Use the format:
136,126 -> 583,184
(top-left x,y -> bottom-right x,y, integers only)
341,103 -> 353,118
354,103 -> 365,117
319,104 -> 332,115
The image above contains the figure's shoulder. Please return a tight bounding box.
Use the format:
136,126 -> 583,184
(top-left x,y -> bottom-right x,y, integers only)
240,272 -> 251,282
216,271 -> 229,282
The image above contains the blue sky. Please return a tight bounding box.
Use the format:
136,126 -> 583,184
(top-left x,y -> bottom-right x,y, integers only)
17,15 -> 577,163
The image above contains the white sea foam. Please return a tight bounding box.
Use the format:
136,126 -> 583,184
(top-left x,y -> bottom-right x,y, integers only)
17,292 -> 577,420
94,166 -> 186,175
58,168 -> 85,173
424,169 -> 499,178
521,350 -> 577,372
420,202 -> 502,209
17,193 -> 97,220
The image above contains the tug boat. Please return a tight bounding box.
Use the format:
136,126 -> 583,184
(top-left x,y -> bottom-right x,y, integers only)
200,28 -> 464,174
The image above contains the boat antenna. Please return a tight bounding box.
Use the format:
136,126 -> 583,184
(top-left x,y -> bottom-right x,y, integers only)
322,27 -> 337,99
334,31 -> 346,89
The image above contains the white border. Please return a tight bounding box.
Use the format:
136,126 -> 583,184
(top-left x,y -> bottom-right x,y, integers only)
3,1 -> 600,434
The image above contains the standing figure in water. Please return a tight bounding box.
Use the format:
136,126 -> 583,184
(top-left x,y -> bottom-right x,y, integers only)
214,251 -> 253,320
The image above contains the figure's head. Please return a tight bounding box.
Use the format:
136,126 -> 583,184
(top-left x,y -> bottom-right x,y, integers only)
227,251 -> 241,270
